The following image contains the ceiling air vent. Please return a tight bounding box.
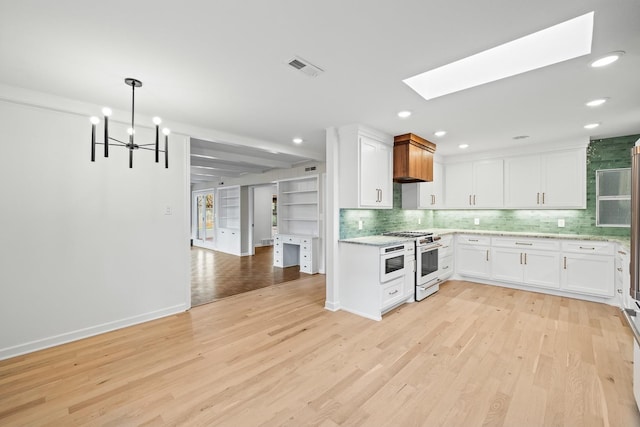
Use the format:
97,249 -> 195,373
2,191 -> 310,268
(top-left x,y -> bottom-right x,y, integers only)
287,56 -> 324,77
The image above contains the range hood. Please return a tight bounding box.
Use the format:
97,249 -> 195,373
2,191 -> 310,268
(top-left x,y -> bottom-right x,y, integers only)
393,133 -> 436,183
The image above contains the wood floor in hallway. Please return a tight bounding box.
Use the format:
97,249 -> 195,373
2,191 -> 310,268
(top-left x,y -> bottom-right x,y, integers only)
190,245 -> 302,306
1,278 -> 638,426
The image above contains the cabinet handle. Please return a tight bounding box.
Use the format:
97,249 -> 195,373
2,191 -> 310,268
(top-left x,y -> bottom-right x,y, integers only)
515,242 -> 533,246
389,289 -> 399,295
520,253 -> 523,264
432,195 -> 436,205
579,246 -> 595,250
468,239 -> 479,242
617,267 -> 623,272
542,192 -> 545,204
473,195 -> 476,205
486,250 -> 489,261
469,195 -> 472,206
618,250 -> 627,255
537,192 -> 540,204
524,253 -> 527,265
443,265 -> 449,269
563,257 -> 567,269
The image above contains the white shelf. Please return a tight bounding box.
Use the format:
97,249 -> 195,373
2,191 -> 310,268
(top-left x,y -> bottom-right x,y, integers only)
277,176 -> 319,236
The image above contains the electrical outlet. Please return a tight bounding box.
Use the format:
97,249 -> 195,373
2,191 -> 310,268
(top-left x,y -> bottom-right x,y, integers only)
474,218 -> 480,225
558,219 -> 565,227
418,218 -> 422,225
358,220 -> 363,230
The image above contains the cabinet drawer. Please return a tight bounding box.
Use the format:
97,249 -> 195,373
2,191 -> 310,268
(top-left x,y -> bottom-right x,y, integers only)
381,279 -> 405,309
492,237 -> 559,251
301,252 -> 313,262
562,240 -> 614,255
301,243 -> 312,252
457,235 -> 491,246
282,236 -> 301,244
274,257 -> 283,267
302,238 -> 314,244
300,263 -> 314,274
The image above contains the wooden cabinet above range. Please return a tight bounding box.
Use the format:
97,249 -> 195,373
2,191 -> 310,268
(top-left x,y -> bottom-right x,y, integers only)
393,133 -> 436,183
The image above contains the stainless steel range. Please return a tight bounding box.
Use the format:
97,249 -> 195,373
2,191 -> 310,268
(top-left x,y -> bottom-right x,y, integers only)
383,231 -> 442,301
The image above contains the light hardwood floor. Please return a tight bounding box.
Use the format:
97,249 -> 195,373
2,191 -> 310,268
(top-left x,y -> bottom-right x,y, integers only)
1,278 -> 639,426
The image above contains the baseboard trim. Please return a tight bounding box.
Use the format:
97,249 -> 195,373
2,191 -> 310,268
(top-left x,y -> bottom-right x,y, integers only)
324,300 -> 340,312
0,303 -> 189,361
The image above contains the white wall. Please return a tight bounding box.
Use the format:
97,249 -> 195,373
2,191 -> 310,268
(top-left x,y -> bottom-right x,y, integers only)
253,184 -> 277,246
0,98 -> 190,360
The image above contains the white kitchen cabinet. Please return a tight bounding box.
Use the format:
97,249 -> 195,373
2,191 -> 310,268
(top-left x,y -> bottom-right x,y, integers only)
338,125 -> 393,209
402,162 -> 443,209
445,159 -> 503,208
617,246 -> 630,308
456,235 -> 491,278
491,237 -> 561,290
504,149 -> 586,208
561,241 -> 615,297
491,247 -> 560,289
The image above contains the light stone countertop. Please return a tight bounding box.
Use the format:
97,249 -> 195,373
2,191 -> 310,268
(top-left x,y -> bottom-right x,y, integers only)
339,228 -> 630,247
338,235 -> 414,246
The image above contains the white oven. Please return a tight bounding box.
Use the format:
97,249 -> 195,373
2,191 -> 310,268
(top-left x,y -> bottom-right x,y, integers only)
380,243 -> 410,283
416,237 -> 442,300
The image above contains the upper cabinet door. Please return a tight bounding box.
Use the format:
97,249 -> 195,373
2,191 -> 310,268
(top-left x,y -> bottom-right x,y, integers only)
337,124 -> 393,209
505,155 -> 542,207
444,162 -> 474,208
444,159 -> 503,208
543,150 -> 585,208
504,149 -> 586,209
359,136 -> 393,208
473,159 -> 503,208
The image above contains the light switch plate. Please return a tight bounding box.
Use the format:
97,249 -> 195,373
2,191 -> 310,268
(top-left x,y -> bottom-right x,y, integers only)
558,219 -> 565,227
474,218 -> 480,225
358,220 -> 363,230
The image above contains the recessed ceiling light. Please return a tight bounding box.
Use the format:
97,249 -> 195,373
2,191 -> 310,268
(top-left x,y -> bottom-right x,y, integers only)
403,11 -> 593,100
584,123 -> 600,129
590,51 -> 624,67
434,130 -> 447,137
586,98 -> 608,107
513,135 -> 530,140
397,110 -> 412,118
293,138 -> 303,144
459,144 -> 469,149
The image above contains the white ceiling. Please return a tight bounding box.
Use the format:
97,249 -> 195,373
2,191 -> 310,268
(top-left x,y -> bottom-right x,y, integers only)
1,1 -> 639,180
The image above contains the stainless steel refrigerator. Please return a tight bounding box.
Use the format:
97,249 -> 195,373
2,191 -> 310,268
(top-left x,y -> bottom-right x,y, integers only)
630,141 -> 640,301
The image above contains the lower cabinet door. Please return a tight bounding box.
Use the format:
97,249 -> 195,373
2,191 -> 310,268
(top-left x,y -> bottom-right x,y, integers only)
523,250 -> 561,289
491,248 -> 524,283
561,253 -> 615,297
456,245 -> 491,278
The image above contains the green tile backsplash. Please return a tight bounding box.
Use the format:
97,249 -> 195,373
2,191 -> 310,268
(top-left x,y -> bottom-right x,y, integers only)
340,134 -> 639,239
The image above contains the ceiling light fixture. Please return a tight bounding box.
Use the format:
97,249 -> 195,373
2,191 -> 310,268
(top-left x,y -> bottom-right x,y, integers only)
586,98 -> 608,107
459,144 -> 469,149
90,78 -> 170,168
403,11 -> 594,100
590,51 -> 624,67
434,130 -> 447,137
293,138 -> 303,144
397,110 -> 412,118
584,123 -> 600,129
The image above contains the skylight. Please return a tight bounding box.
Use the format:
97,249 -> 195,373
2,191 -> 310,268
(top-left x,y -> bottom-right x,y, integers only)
403,12 -> 594,101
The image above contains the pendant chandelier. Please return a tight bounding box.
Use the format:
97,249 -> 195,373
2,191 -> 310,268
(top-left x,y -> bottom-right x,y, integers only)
90,78 -> 170,168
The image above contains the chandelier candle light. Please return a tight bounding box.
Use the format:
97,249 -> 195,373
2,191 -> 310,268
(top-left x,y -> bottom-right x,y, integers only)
90,78 -> 170,168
